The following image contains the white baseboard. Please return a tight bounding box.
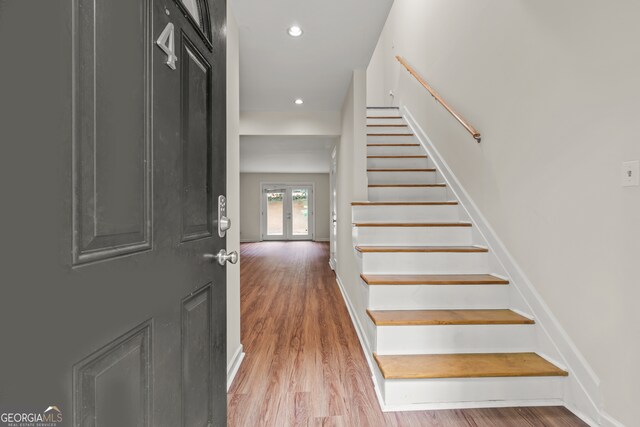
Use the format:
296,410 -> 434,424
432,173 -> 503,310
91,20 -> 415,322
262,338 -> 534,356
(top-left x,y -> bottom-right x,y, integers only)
314,237 -> 330,242
598,411 -> 625,427
402,105 -> 603,425
227,344 -> 245,391
334,273 -> 387,411
240,239 -> 258,243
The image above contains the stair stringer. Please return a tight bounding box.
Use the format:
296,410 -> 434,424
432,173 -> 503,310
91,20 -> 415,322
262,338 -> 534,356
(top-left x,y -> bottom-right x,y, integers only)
401,105 -> 602,425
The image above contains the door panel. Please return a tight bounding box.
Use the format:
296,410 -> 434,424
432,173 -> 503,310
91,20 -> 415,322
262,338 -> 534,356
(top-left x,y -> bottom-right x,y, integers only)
74,0 -> 152,264
74,321 -> 152,427
0,0 -> 227,426
182,284 -> 212,427
180,35 -> 213,242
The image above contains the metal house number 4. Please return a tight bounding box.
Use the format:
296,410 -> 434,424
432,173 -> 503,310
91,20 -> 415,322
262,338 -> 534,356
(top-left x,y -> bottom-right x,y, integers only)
156,22 -> 177,70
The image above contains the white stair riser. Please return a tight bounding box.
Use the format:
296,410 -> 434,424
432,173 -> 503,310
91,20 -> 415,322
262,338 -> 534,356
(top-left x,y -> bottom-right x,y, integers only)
375,366 -> 564,405
367,118 -> 405,125
367,170 -> 436,184
361,251 -> 489,274
367,108 -> 401,117
367,157 -> 430,169
368,284 -> 510,310
367,135 -> 418,144
373,324 -> 535,355
367,126 -> 412,134
368,186 -> 446,201
354,226 -> 473,246
367,145 -> 425,156
353,205 -> 460,222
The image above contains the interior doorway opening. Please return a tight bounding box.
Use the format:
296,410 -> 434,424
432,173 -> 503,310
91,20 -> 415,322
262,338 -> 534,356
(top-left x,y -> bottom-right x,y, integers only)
261,183 -> 314,240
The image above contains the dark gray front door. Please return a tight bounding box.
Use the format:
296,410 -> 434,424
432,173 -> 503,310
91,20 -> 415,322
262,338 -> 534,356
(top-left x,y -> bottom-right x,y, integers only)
0,0 -> 227,426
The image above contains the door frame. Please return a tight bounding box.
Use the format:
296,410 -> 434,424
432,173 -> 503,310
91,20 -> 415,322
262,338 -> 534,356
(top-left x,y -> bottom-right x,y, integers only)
260,182 -> 315,241
329,146 -> 337,269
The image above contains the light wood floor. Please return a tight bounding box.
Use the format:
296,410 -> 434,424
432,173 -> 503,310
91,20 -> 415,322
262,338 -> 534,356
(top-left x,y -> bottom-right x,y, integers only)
227,241 -> 587,427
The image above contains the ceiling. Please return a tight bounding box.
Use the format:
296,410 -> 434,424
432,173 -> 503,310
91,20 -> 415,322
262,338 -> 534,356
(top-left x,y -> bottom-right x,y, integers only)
240,136 -> 336,173
230,0 -> 394,112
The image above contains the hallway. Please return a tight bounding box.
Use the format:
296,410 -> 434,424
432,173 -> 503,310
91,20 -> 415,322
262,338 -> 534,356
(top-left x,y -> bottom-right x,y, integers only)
227,242 -> 586,426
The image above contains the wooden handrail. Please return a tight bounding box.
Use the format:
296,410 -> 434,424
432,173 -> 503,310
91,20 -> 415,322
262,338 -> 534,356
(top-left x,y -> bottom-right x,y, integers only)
396,56 -> 481,143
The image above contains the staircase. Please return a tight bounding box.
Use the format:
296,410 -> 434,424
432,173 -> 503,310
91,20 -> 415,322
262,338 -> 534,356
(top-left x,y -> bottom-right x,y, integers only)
353,107 -> 568,409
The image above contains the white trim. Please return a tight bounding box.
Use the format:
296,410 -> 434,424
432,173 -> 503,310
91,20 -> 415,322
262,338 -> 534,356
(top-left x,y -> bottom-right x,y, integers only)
240,239 -> 259,243
381,399 -> 564,413
402,105 -> 602,424
598,411 -> 626,427
227,344 -> 245,391
314,237 -> 330,242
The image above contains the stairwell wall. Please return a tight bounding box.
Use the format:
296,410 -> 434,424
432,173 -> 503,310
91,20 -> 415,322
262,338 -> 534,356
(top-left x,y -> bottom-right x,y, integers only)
367,1 -> 639,425
335,71 -> 372,349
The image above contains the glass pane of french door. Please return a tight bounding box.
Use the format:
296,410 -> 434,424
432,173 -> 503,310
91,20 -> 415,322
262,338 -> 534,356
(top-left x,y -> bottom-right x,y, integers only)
266,190 -> 285,236
291,188 -> 309,236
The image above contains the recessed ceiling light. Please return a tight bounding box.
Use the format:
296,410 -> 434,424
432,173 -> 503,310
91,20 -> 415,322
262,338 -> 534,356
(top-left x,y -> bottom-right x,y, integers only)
288,25 -> 303,37
294,98 -> 304,105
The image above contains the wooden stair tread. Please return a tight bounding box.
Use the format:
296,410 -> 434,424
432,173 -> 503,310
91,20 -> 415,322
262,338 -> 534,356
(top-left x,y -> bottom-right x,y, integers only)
355,246 -> 488,253
353,222 -> 471,227
366,309 -> 533,326
373,353 -> 568,379
367,124 -> 408,127
367,155 -> 427,158
367,168 -> 435,172
368,133 -> 414,137
367,143 -> 420,147
360,273 -> 509,285
368,184 -> 446,188
351,201 -> 458,206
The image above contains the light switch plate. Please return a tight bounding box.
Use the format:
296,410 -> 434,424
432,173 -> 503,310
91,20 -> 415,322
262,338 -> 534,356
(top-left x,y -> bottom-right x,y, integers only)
622,160 -> 639,187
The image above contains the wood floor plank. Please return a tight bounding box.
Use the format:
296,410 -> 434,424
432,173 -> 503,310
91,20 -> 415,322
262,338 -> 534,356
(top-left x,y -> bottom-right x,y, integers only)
361,273 -> 509,285
374,352 -> 569,379
367,309 -> 534,326
227,242 -> 586,426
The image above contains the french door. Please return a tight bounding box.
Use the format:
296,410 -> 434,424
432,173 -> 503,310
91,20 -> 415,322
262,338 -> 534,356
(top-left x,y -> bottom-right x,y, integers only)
262,184 -> 314,241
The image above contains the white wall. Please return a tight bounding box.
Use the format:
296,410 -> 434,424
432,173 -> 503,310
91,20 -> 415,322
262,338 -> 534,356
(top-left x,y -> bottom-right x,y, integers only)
240,111 -> 341,136
226,4 -> 243,386
367,1 -> 640,425
334,71 -> 371,349
239,135 -> 336,174
239,173 -> 331,242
